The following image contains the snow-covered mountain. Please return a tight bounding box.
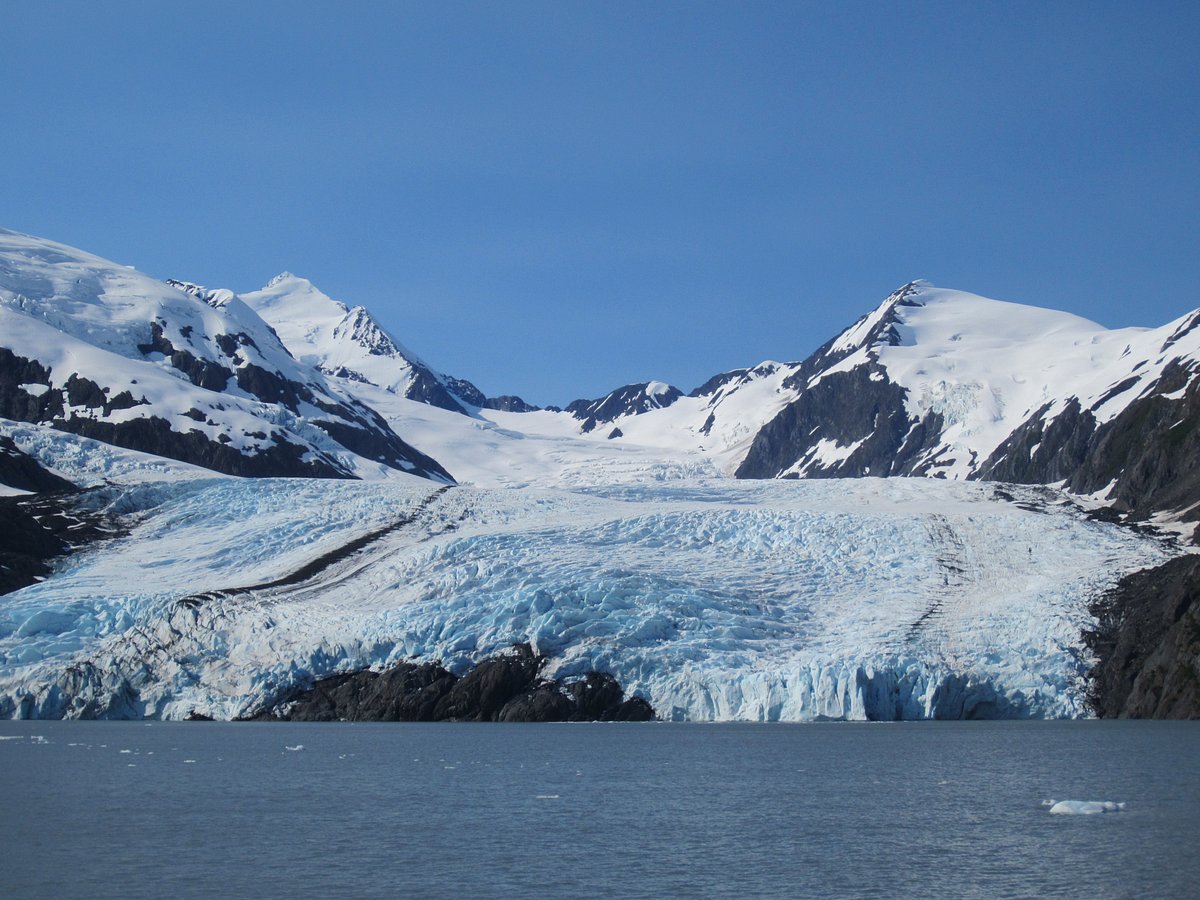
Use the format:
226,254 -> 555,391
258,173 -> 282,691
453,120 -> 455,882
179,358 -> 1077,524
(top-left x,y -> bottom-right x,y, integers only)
535,280 -> 1200,530
240,273 -> 536,415
735,281 -> 1200,526
2,226 -> 1199,722
566,381 -> 684,434
0,229 -> 451,482
9,225 -> 1190,530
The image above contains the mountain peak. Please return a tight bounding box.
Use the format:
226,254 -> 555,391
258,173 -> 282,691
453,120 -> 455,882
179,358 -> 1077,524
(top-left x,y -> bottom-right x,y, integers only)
264,271 -> 302,290
825,281 -> 928,359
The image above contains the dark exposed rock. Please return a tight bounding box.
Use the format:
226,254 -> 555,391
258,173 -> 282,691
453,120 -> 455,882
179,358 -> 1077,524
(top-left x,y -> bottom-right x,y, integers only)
0,436 -> 75,493
235,363 -> 306,411
1160,310 -> 1200,353
976,399 -> 1097,485
135,319 -> 174,356
496,683 -> 577,722
482,394 -> 539,413
65,373 -> 107,409
262,661 -> 459,722
689,362 -> 782,400
404,369 -> 473,414
432,643 -> 544,721
312,419 -> 453,482
215,331 -> 260,358
2,329 -> 451,481
105,390 -> 143,412
0,488 -> 124,596
690,369 -> 748,400
978,360 -> 1200,521
566,382 -> 683,433
1085,555 -> 1200,719
0,348 -> 64,422
443,376 -> 487,409
56,415 -> 352,479
251,643 -> 655,723
610,696 -> 656,721
0,501 -> 68,595
138,321 -> 230,392
563,671 -> 654,721
737,363 -> 946,479
734,283 -> 943,480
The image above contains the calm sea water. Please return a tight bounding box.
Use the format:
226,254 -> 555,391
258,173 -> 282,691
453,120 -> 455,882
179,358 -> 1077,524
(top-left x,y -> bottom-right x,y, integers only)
2,720 -> 1198,899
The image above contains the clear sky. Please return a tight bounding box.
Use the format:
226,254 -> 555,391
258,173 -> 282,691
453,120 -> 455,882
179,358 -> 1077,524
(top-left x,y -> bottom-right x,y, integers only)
5,2 -> 1199,406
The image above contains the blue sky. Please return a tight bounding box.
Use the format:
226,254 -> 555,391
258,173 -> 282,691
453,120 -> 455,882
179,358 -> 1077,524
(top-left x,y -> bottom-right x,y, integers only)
5,2 -> 1199,406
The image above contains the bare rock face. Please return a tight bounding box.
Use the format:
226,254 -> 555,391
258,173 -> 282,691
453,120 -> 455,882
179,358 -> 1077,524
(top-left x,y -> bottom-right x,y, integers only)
0,488 -> 123,597
0,435 -> 75,494
980,360 -> 1200,522
432,645 -> 545,721
1086,556 -> 1200,719
252,643 -> 655,723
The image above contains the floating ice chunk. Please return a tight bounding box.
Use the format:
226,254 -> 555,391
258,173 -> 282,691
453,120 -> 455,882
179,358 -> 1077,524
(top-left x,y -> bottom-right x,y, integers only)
1046,800 -> 1125,815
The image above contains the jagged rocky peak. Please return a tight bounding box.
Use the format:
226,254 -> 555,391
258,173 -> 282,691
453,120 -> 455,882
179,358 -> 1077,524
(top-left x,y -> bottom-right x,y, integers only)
164,279 -> 237,310
689,361 -> 786,400
566,381 -> 684,433
332,305 -> 406,359
241,272 -> 533,416
737,280 -> 1200,529
822,279 -> 927,360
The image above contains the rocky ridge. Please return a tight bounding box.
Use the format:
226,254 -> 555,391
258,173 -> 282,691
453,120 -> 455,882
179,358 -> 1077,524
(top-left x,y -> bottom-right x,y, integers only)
250,643 -> 655,723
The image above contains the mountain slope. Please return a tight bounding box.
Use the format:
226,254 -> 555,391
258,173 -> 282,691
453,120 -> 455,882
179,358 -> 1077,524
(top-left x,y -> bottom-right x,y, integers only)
732,282 -> 1200,527
238,272 -> 1200,534
241,273 -> 535,415
0,229 -> 451,482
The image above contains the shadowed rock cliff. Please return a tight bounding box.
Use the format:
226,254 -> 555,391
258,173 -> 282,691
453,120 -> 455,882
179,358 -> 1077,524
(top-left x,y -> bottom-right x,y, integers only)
1086,555 -> 1200,719
249,643 -> 655,723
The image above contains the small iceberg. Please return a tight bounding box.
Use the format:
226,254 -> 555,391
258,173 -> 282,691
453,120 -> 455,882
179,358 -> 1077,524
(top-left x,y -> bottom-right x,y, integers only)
1044,799 -> 1126,815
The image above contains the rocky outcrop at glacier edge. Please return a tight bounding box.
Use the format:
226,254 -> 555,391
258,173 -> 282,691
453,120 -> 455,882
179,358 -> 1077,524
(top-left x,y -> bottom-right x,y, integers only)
1086,555 -> 1200,719
248,643 -> 655,723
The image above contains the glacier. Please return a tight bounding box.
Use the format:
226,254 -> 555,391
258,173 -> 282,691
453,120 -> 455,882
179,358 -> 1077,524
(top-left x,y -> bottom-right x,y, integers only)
0,473 -> 1176,721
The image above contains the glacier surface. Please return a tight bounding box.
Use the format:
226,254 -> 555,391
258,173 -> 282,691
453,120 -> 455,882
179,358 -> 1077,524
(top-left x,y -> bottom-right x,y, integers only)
0,474 -> 1177,721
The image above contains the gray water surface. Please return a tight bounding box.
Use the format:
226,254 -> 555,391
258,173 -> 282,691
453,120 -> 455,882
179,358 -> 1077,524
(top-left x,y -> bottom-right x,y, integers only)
3,720 -> 1198,898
